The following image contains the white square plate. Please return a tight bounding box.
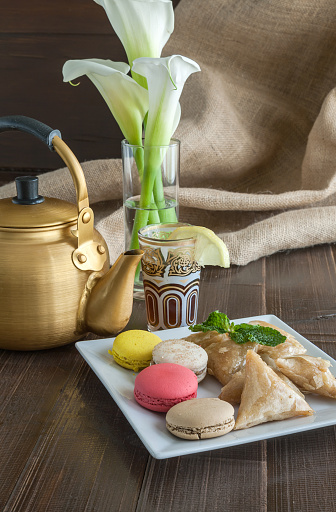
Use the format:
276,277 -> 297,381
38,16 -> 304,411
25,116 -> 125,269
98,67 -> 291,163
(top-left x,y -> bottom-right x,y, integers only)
75,315 -> 336,459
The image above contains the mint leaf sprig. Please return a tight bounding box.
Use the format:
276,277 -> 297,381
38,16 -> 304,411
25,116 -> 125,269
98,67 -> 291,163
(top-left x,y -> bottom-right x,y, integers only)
189,311 -> 286,347
189,311 -> 234,334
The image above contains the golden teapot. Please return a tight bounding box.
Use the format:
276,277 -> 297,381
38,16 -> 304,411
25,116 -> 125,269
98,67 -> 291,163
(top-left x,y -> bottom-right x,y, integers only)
0,115 -> 143,350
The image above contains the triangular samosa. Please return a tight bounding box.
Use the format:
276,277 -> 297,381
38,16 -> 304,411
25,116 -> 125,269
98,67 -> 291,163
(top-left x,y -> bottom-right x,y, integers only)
248,320 -> 307,358
187,331 -> 258,386
234,350 -> 314,430
276,355 -> 336,398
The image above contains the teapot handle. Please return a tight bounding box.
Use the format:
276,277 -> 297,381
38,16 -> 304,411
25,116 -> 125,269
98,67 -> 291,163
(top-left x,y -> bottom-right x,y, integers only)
0,116 -> 106,271
0,115 -> 89,211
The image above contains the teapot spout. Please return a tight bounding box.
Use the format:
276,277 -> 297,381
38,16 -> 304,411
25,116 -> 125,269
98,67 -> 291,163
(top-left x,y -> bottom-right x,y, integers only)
83,250 -> 143,337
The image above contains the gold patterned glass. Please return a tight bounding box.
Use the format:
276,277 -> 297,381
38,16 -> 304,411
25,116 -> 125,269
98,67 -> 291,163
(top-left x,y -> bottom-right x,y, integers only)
138,223 -> 201,331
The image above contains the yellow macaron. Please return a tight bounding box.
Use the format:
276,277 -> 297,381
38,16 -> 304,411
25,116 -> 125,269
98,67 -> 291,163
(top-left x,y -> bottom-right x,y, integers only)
109,330 -> 162,372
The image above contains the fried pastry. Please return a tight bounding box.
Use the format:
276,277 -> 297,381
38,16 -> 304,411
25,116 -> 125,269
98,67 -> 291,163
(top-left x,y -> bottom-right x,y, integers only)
219,354 -> 304,405
248,320 -> 307,358
187,321 -> 306,387
234,350 -> 314,430
185,330 -> 225,351
206,338 -> 259,386
187,331 -> 256,385
218,369 -> 245,404
260,354 -> 305,398
275,355 -> 336,398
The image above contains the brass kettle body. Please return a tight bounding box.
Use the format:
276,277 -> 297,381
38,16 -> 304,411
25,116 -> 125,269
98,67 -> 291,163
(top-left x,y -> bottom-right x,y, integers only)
0,116 -> 142,350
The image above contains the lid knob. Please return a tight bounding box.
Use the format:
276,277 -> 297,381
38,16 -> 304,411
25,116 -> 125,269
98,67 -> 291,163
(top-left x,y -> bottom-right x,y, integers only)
12,176 -> 44,205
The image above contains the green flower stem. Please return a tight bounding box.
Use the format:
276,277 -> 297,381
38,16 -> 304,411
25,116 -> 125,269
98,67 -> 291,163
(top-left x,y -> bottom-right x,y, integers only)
132,145 -> 162,224
148,207 -> 160,224
128,146 -> 177,252
133,146 -> 144,180
152,173 -> 178,224
133,149 -> 160,225
128,146 -> 159,251
128,202 -> 161,251
128,157 -> 157,250
129,208 -> 149,250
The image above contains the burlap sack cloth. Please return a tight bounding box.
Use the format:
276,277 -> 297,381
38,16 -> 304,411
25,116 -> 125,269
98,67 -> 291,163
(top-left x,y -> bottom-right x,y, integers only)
2,0 -> 336,265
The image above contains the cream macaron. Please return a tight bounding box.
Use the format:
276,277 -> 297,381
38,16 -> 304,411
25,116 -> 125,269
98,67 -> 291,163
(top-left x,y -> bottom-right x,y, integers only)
151,339 -> 208,382
166,397 -> 235,440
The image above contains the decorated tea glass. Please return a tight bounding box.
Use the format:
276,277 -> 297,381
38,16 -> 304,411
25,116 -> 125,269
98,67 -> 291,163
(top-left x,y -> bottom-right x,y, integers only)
138,223 -> 201,331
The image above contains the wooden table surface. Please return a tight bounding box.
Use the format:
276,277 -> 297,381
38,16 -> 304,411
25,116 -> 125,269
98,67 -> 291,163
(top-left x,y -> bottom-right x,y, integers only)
1,1 -> 336,509
0,240 -> 335,512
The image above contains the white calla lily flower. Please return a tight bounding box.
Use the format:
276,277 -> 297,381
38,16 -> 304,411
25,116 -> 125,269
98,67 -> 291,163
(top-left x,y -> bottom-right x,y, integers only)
62,58 -> 149,146
62,2 -> 201,253
172,101 -> 181,138
93,0 -> 174,67
130,55 -> 200,230
132,55 -> 200,147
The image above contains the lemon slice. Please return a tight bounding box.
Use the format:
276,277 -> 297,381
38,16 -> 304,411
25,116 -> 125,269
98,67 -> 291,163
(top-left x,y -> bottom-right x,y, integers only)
168,226 -> 230,267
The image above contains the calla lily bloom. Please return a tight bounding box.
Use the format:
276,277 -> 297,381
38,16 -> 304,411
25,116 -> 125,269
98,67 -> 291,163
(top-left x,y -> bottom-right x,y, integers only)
93,0 -> 174,87
129,55 -> 200,233
61,2 -> 201,259
62,58 -> 149,146
132,55 -> 201,147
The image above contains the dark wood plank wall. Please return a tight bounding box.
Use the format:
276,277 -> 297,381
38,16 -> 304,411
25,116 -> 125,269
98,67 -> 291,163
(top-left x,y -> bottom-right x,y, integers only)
0,0 -> 180,178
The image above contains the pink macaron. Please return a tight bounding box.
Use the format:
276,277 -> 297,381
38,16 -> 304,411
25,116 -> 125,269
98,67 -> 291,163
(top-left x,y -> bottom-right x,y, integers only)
134,363 -> 198,412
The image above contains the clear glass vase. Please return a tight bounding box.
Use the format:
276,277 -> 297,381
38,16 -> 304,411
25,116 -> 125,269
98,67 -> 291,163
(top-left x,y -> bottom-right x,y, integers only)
122,139 -> 180,297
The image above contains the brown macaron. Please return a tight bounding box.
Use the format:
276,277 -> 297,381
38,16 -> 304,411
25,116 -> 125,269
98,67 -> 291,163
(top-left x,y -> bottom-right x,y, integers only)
166,397 -> 235,440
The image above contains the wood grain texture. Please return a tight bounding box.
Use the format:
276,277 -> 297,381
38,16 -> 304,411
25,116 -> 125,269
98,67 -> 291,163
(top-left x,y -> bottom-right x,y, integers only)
1,2 -> 336,507
267,428 -> 336,512
0,33 -> 127,170
137,442 -> 268,512
1,245 -> 335,511
0,346 -> 149,512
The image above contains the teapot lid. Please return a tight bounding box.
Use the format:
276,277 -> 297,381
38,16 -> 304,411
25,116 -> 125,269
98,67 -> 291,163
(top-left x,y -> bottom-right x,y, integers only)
0,177 -> 78,229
